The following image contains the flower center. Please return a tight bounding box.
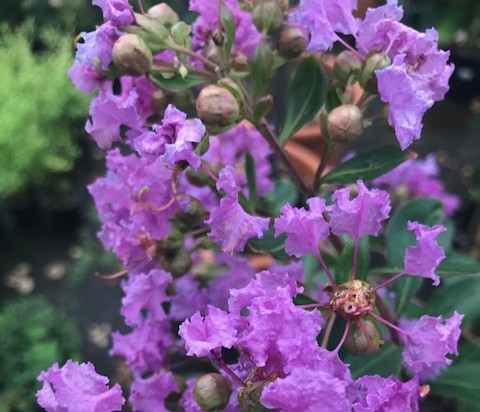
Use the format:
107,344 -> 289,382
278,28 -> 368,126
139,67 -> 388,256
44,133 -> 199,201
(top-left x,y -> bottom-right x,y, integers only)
330,280 -> 375,317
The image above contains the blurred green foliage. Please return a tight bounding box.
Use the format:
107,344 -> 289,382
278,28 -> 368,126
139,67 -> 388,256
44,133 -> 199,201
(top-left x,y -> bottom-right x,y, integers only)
0,28 -> 88,198
0,296 -> 81,412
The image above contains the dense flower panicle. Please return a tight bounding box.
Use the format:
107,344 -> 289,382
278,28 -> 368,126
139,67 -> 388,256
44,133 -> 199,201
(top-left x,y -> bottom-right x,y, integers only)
399,312 -> 463,380
89,149 -> 177,264
37,360 -> 124,412
274,197 -> 330,257
179,305 -> 238,358
110,319 -> 172,373
203,122 -> 273,197
93,0 -> 134,26
190,0 -> 261,58
329,180 -> 391,241
403,221 -> 446,286
372,155 -> 459,216
206,166 -> 269,253
349,375 -> 419,412
291,0 -> 358,52
120,269 -> 172,326
135,104 -> 206,169
261,367 -> 351,412
129,372 -> 179,412
169,274 -> 210,321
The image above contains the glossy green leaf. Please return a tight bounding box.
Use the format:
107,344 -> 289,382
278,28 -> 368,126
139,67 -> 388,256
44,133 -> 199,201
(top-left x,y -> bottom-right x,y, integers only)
385,198 -> 447,314
150,72 -> 207,92
252,41 -> 273,100
258,179 -> 298,216
219,3 -> 235,57
335,236 -> 370,283
195,134 -> 210,156
245,151 -> 257,206
436,251 -> 480,278
431,363 -> 480,405
248,229 -> 288,260
293,293 -> 318,306
346,343 -> 402,379
280,56 -> 327,145
322,146 -> 410,184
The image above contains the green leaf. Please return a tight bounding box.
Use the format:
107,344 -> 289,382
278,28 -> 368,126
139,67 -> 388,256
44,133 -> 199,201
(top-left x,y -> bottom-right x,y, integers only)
436,251 -> 480,278
335,236 -> 370,283
346,343 -> 402,379
258,179 -> 298,216
385,197 -> 447,314
150,72 -> 207,92
322,146 -> 411,184
293,293 -> 318,306
219,3 -> 235,57
245,151 -> 257,206
325,82 -> 344,113
195,134 -> 210,156
248,228 -> 289,260
280,56 -> 327,145
431,363 -> 480,405
252,41 -> 274,100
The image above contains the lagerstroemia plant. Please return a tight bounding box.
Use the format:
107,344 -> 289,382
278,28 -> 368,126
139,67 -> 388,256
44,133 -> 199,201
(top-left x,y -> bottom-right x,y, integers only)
37,0 -> 467,410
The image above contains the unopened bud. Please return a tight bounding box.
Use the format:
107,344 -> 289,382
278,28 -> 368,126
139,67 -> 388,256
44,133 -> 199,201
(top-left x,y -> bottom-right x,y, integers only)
232,53 -> 249,72
164,249 -> 192,277
196,85 -> 240,133
253,1 -> 284,33
238,380 -> 273,412
112,34 -> 153,76
176,198 -> 205,225
345,320 -> 382,356
147,3 -> 179,26
160,227 -> 184,256
276,27 -> 306,59
326,105 -> 364,143
334,50 -> 363,83
193,373 -> 232,411
253,0 -> 289,13
360,52 -> 391,93
186,167 -> 211,187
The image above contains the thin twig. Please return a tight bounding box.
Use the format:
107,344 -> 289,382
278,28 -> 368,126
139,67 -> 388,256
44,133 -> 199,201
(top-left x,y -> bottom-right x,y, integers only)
321,312 -> 337,348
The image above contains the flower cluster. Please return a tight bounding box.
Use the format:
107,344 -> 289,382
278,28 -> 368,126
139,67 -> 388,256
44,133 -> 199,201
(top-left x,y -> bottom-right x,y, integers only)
36,0 -> 464,411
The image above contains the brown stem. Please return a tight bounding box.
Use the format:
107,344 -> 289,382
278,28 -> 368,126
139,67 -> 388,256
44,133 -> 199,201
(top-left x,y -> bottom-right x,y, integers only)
169,44 -> 219,73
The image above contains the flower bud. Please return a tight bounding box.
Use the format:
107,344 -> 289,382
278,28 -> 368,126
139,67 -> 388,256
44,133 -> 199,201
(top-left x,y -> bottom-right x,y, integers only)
359,52 -> 391,93
164,249 -> 192,277
326,104 -> 364,143
112,34 -> 153,76
345,319 -> 382,356
253,0 -> 289,13
238,380 -> 273,412
334,50 -> 363,83
186,167 -> 211,187
147,3 -> 179,26
193,373 -> 232,411
176,198 -> 205,225
252,1 -> 284,33
276,27 -> 306,59
160,227 -> 184,256
196,85 -> 240,133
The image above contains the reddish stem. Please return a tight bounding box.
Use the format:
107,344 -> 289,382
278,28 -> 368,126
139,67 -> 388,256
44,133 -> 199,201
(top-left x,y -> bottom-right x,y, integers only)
333,318 -> 351,353
315,250 -> 337,288
370,312 -> 408,336
321,312 -> 337,348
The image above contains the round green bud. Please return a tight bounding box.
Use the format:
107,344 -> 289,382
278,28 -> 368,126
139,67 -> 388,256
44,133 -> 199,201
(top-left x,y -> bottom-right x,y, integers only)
196,85 -> 240,133
193,373 -> 232,411
147,3 -> 179,26
326,104 -> 364,143
186,167 -> 211,187
276,26 -> 306,59
345,319 -> 382,356
160,226 -> 184,256
163,249 -> 192,277
176,198 -> 205,225
334,50 -> 363,83
359,52 -> 391,93
252,1 -> 284,33
112,34 -> 153,76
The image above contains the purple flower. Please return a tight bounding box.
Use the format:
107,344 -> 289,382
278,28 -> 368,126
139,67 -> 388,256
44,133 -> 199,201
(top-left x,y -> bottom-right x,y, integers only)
135,105 -> 206,169
170,274 -> 210,321
399,312 -> 463,380
372,155 -> 459,216
274,197 -> 330,257
261,367 -> 350,412
403,221 -> 446,286
37,360 -> 124,412
329,180 -> 391,242
179,305 -> 237,358
93,0 -> 134,26
206,166 -> 269,253
110,319 -> 172,373
292,0 -> 358,52
68,61 -> 103,94
349,375 -> 419,412
121,269 -> 172,326
130,372 -> 179,412
76,22 -> 121,70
